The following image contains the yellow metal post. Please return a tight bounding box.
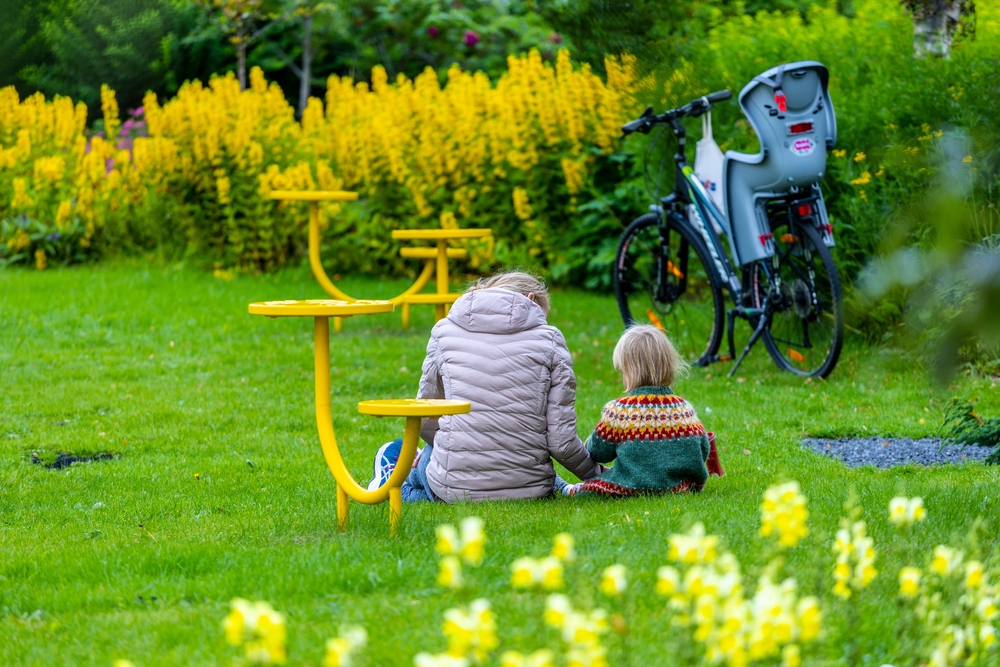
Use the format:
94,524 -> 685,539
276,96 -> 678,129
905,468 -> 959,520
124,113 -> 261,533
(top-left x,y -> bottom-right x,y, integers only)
435,239 -> 449,321
337,483 -> 349,531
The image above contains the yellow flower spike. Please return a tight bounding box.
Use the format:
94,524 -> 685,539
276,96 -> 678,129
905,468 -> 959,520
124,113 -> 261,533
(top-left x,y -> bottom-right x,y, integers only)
599,564 -> 628,596
888,497 -> 908,526
552,533 -> 576,562
499,651 -> 525,667
656,565 -> 680,596
781,644 -> 801,667
459,517 -> 485,565
525,649 -> 555,667
797,597 -> 822,641
853,151 -> 866,162
979,597 -> 998,621
438,555 -> 464,589
931,545 -> 962,576
761,482 -> 808,548
511,557 -> 537,589
436,524 -> 460,555
965,561 -> 984,589
538,556 -> 564,591
544,594 -> 572,628
833,149 -> 846,158
899,567 -> 921,598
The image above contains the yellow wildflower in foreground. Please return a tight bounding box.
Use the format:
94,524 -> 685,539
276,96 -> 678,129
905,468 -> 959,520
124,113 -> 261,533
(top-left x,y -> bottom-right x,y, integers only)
544,594 -> 572,628
437,524 -> 461,555
832,519 -> 877,599
460,517 -> 486,565
510,555 -> 563,590
899,567 -> 922,598
888,496 -> 926,527
760,481 -> 809,548
668,522 -> 720,563
222,598 -> 287,664
499,649 -> 555,667
414,653 -> 470,667
931,545 -> 963,576
552,533 -> 576,562
437,517 -> 486,565
599,564 -> 628,597
442,598 -> 499,663
324,626 -> 368,667
438,555 -> 464,589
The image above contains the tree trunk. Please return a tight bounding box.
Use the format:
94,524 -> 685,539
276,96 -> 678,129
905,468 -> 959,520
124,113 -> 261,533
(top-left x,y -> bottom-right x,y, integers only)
298,14 -> 313,116
238,41 -> 247,90
913,0 -> 963,58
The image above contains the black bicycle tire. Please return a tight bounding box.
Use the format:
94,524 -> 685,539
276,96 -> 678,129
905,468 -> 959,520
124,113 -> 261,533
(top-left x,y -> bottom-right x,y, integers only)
613,211 -> 725,366
757,222 -> 844,378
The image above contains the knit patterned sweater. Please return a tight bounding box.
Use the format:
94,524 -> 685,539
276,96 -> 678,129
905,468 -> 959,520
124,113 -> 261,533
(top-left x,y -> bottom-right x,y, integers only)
580,386 -> 710,496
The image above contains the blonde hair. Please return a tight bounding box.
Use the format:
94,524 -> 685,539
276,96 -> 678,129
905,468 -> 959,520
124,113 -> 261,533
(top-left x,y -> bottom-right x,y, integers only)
466,270 -> 550,314
613,325 -> 688,390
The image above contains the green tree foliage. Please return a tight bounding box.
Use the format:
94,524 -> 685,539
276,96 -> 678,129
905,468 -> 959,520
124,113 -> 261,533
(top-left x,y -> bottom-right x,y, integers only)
15,0 -> 230,117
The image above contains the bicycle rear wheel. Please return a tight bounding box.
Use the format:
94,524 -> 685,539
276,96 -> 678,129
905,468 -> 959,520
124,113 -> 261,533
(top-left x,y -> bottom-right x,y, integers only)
748,220 -> 844,377
614,212 -> 724,366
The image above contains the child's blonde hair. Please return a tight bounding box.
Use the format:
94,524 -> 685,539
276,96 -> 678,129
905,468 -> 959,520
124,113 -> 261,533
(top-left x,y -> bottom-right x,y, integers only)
466,270 -> 550,314
613,325 -> 688,390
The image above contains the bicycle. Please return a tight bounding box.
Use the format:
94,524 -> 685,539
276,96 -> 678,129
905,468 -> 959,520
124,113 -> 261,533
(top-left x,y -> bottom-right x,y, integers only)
613,61 -> 844,378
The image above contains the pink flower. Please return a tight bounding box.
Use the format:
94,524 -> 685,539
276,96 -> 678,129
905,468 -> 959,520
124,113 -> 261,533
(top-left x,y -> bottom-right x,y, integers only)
463,30 -> 479,47
548,33 -> 563,44
427,25 -> 439,38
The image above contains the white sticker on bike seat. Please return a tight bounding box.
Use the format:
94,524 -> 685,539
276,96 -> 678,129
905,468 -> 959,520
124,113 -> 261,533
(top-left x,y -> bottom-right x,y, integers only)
790,138 -> 815,156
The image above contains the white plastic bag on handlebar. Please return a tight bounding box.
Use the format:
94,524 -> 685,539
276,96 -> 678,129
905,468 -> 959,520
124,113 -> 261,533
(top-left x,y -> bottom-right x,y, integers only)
693,110 -> 725,234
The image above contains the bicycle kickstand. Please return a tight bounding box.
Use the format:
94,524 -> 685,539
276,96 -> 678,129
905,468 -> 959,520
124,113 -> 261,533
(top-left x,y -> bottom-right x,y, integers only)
727,299 -> 770,378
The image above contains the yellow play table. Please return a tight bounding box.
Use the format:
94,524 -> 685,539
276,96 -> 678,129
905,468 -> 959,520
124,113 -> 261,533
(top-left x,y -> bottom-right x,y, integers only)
267,190 -> 491,329
248,299 -> 470,534
391,228 -> 493,326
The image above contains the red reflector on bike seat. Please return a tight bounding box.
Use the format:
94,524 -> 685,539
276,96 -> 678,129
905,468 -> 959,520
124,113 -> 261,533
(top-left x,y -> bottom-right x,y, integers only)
759,233 -> 774,246
774,91 -> 787,112
788,122 -> 813,134
797,204 -> 813,216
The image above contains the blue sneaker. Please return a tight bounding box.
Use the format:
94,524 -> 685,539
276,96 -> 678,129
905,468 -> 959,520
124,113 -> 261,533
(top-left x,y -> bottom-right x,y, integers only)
367,439 -> 403,490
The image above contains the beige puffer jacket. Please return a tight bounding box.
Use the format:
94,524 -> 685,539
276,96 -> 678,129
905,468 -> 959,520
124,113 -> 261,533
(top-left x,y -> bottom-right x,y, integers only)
417,288 -> 602,502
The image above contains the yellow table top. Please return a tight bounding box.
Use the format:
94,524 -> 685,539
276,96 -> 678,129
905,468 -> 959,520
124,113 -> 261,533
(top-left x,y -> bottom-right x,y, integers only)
391,228 -> 492,240
268,190 -> 359,202
357,399 -> 472,417
248,299 -> 394,317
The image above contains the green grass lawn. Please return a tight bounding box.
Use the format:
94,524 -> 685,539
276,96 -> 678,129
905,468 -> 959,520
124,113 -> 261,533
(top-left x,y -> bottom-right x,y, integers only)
1,262 -> 998,667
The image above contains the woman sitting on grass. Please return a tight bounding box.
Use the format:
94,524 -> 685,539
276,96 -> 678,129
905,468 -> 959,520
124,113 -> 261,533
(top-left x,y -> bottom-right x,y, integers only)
555,324 -> 723,497
368,270 -> 603,502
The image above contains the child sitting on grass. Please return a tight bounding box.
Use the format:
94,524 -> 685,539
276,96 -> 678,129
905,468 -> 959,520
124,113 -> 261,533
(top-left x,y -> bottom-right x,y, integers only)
555,324 -> 723,497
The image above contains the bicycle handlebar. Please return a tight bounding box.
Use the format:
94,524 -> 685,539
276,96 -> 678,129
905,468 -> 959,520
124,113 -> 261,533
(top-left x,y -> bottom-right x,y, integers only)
621,89 -> 732,137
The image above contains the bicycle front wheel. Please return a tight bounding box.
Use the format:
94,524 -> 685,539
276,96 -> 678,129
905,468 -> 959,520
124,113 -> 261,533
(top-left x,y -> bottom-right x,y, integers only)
614,212 -> 724,366
749,221 -> 844,377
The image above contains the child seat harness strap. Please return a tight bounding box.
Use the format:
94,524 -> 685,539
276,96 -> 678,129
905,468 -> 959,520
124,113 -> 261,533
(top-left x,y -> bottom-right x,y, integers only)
753,64 -> 787,112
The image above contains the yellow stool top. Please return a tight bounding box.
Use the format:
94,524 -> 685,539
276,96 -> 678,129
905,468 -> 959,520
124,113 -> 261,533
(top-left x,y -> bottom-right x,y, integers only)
358,399 -> 472,417
268,190 -> 359,202
391,229 -> 492,240
248,299 -> 393,317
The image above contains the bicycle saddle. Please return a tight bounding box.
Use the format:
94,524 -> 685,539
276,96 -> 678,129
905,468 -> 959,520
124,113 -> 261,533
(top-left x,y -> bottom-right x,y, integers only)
723,61 -> 836,265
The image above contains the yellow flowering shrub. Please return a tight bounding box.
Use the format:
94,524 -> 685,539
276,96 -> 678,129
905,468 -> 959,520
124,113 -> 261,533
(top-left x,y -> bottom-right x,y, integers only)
1,50 -> 637,273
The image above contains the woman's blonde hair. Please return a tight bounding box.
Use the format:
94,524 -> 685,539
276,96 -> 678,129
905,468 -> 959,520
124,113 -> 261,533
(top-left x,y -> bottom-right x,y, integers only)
466,270 -> 550,314
613,325 -> 689,390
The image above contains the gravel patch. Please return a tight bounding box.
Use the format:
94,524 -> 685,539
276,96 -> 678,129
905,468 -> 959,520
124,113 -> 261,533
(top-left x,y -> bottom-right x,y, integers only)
802,437 -> 992,468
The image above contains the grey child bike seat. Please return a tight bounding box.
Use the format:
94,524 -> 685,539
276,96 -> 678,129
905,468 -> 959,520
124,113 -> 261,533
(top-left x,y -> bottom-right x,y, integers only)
723,61 -> 835,265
